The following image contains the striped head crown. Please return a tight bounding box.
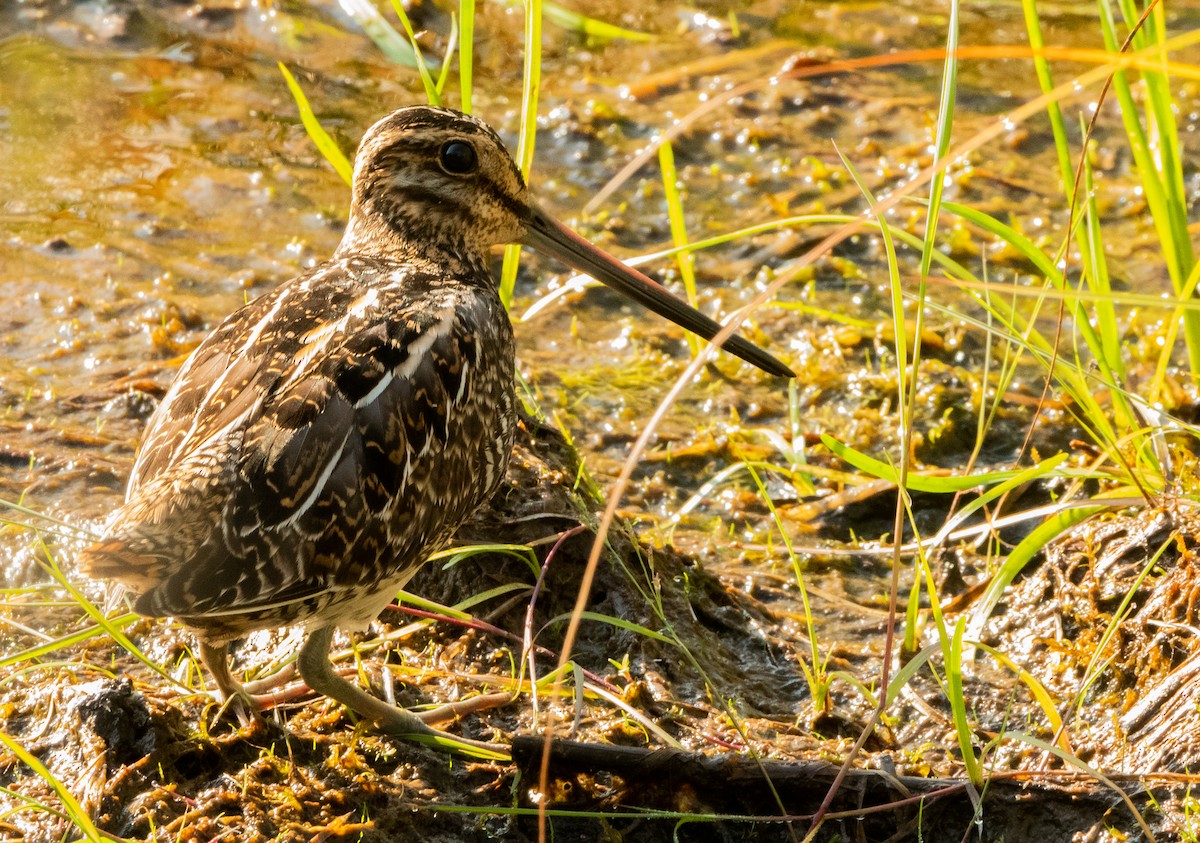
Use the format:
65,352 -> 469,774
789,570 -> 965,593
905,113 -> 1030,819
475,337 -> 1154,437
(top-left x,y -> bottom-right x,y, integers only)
337,106 -> 530,266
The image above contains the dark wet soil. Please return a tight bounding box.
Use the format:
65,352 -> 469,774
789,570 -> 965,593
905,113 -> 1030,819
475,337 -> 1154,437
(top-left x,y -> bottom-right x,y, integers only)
4,0 -> 1200,841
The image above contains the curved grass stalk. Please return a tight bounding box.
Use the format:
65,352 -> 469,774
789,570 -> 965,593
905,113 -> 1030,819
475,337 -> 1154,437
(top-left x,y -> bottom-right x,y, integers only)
337,0 -> 425,69
972,642 -> 1071,753
278,63 -> 353,185
658,140 -> 700,359
744,462 -> 830,715
386,0 -> 442,105
988,730 -> 1155,841
436,13 -> 459,98
498,0 -> 543,308
0,732 -> 110,843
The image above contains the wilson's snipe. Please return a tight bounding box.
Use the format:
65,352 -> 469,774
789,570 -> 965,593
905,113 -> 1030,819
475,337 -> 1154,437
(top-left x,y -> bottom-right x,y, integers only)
78,106 -> 792,750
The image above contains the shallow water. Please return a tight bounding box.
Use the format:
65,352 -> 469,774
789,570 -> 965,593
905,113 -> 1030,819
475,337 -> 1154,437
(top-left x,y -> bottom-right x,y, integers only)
3,0 -> 1169,579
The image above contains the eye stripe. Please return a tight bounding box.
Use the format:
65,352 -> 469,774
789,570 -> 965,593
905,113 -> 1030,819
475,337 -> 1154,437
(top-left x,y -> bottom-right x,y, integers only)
480,175 -> 526,219
388,185 -> 468,213
367,136 -> 524,193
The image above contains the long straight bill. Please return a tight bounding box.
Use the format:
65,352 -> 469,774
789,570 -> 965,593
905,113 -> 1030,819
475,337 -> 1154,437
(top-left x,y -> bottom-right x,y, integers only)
521,206 -> 794,379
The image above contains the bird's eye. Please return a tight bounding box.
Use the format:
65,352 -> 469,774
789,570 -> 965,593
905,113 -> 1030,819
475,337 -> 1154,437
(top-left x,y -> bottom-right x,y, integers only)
439,140 -> 478,175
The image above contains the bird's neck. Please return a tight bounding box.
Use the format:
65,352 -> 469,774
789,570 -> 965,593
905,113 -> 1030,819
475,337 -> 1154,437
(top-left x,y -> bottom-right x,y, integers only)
335,212 -> 492,280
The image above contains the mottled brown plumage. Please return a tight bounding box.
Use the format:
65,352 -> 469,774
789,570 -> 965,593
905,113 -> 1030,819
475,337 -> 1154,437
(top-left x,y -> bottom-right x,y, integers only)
79,106 -> 792,751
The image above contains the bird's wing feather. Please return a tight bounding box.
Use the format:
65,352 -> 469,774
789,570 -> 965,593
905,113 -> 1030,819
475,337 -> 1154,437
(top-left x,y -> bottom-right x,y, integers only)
80,262 -> 505,623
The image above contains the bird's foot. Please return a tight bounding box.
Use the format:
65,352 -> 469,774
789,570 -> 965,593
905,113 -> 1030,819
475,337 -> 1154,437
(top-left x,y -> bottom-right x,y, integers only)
413,691 -> 512,725
199,642 -> 304,728
373,697 -> 511,758
210,685 -> 267,729
298,625 -> 510,757
241,662 -> 298,695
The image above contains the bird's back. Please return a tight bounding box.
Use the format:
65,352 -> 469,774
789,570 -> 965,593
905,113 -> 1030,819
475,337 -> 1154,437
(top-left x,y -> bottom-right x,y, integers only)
79,255 -> 517,641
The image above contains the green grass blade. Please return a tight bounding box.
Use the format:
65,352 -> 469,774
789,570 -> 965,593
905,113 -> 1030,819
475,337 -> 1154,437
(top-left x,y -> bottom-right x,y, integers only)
1019,0 -> 1075,187
938,201 -> 1059,278
0,614 -> 139,671
459,0 -> 475,112
919,0 -> 958,281
745,462 -> 828,712
902,2 -> 957,669
546,610 -> 674,645
946,616 -> 982,787
497,0 -> 652,41
0,783 -> 75,831
1099,0 -> 1200,372
966,504 -> 1106,642
925,455 -> 1071,550
936,200 -> 1128,453
1151,258 -> 1200,397
837,146 -> 905,407
1078,124 -> 1124,382
396,582 -> 531,621
0,498 -> 97,541
658,140 -> 699,357
583,680 -> 683,748
436,13 -> 459,97
0,731 -> 108,842
819,434 -> 1052,493
387,0 -> 442,105
1117,0 -> 1191,275
338,0 -> 424,68
884,643 -> 936,707
974,641 -> 1069,750
498,0 -> 543,308
428,542 -> 540,579
279,63 -> 353,186
34,537 -> 180,688
542,1 -> 653,40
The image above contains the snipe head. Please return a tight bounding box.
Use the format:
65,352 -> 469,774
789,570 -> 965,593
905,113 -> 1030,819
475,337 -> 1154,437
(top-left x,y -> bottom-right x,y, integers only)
338,105 -> 793,378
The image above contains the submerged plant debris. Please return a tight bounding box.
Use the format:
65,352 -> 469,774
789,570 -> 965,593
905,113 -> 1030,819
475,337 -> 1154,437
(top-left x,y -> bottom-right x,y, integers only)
3,0 -> 1200,841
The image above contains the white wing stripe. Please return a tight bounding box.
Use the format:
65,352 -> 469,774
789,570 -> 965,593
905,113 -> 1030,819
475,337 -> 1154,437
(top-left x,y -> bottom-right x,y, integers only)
354,371 -> 394,409
279,428 -> 352,529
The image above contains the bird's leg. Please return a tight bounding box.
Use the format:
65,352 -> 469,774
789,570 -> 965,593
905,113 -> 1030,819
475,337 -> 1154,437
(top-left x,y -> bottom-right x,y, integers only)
198,641 -> 266,726
297,624 -> 507,754
241,662 -> 297,695
198,641 -> 307,721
